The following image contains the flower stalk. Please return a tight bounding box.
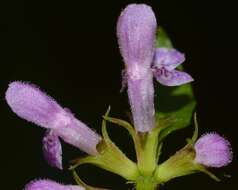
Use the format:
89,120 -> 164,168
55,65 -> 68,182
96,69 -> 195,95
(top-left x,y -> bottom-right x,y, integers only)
137,127 -> 161,176
135,176 -> 158,190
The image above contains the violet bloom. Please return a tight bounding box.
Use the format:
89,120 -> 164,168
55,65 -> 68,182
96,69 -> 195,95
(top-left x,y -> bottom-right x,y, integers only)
5,81 -> 101,167
117,4 -> 157,132
42,130 -> 63,169
117,4 -> 194,132
194,132 -> 233,167
25,179 -> 84,190
152,48 -> 194,86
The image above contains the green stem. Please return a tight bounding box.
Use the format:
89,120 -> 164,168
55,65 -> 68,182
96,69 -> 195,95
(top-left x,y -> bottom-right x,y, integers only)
137,127 -> 161,175
135,176 -> 159,190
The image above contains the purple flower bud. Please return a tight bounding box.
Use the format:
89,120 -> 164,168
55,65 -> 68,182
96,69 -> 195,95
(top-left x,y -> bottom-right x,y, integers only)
117,4 -> 157,132
42,130 -> 63,169
152,48 -> 194,86
6,81 -> 101,155
194,132 -> 233,167
24,179 -> 84,190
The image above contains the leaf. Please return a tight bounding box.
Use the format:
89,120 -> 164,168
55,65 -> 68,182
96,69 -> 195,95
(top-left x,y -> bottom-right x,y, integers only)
156,27 -> 173,48
155,27 -> 196,141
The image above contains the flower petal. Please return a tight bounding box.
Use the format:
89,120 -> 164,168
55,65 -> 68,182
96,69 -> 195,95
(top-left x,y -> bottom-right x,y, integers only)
153,48 -> 185,71
117,4 -> 157,77
42,130 -> 62,169
5,81 -> 63,128
24,179 -> 85,190
153,68 -> 194,86
54,111 -> 101,155
127,71 -> 155,132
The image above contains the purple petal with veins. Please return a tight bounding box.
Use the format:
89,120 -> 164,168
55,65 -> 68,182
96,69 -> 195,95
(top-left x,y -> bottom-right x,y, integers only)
153,68 -> 194,86
24,179 -> 85,190
42,130 -> 62,169
153,48 -> 185,71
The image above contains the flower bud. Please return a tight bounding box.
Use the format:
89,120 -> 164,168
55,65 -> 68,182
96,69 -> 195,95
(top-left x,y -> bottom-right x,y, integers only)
194,133 -> 232,167
155,132 -> 232,183
24,179 -> 84,190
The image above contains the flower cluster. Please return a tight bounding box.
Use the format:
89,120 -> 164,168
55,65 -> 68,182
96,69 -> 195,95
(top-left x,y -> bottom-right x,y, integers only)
5,3 -> 232,190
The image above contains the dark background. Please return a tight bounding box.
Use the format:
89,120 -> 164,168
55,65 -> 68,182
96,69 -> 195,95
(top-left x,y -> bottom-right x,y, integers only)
0,0 -> 237,189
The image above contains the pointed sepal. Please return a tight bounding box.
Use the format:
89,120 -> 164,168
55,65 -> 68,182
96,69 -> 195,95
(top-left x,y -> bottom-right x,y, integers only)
72,170 -> 110,190
70,107 -> 139,181
154,144 -> 220,183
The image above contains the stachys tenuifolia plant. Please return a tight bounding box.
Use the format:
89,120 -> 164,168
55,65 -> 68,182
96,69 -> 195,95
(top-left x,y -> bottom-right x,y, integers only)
5,3 -> 232,190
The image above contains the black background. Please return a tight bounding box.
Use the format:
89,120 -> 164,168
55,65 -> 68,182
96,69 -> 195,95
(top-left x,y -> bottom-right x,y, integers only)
0,0 -> 237,189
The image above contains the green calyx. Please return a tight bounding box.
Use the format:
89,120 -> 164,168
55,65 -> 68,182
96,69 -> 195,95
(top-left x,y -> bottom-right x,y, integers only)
70,107 -> 139,181
154,144 -> 220,183
72,170 -> 109,190
155,145 -> 197,183
69,107 -> 169,190
155,114 -> 220,183
68,27 -> 223,190
70,110 -> 219,190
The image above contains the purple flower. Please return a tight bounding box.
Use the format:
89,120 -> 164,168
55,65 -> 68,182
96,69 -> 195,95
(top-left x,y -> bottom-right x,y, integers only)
152,48 -> 194,86
42,130 -> 63,169
117,4 -> 157,132
24,179 -> 84,190
5,81 -> 101,157
117,4 -> 194,132
194,132 -> 233,167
